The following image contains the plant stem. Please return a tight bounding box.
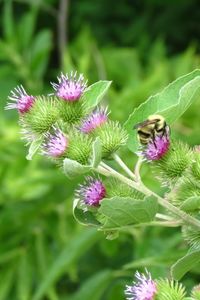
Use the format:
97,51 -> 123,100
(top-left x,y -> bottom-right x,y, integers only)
113,153 -> 136,181
156,213 -> 174,221
97,163 -> 200,229
134,157 -> 143,181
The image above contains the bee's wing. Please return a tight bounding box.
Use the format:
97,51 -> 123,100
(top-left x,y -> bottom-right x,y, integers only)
133,119 -> 158,129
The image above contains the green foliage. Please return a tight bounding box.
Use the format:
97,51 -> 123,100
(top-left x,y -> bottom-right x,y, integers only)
32,228 -> 100,300
99,196 -> 158,229
124,70 -> 200,153
171,250 -> 200,280
2,0 -> 200,298
63,158 -> 91,178
83,80 -> 112,110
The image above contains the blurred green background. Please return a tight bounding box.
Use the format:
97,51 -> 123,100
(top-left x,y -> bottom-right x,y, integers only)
1,0 -> 200,299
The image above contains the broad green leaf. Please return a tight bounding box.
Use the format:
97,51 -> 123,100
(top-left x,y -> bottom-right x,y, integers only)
171,249 -> 200,280
69,270 -> 113,300
99,195 -> 158,229
73,198 -> 100,226
32,228 -> 100,300
180,196 -> 200,212
63,158 -> 91,178
91,137 -> 102,167
26,136 -> 44,160
125,70 -> 200,152
83,80 -> 112,109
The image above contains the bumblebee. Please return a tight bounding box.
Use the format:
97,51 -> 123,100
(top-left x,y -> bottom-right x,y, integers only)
133,114 -> 169,145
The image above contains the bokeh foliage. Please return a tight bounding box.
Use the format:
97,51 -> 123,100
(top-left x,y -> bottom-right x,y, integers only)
1,0 -> 200,299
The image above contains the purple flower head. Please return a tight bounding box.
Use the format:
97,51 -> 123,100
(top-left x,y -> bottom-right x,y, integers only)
6,85 -> 35,114
143,135 -> 170,161
51,71 -> 87,101
125,270 -> 157,300
80,107 -> 108,133
77,177 -> 106,207
43,128 -> 68,157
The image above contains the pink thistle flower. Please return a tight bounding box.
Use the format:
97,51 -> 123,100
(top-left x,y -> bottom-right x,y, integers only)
79,107 -> 108,133
6,85 -> 35,114
42,128 -> 68,157
51,71 -> 87,101
143,135 -> 170,161
125,270 -> 157,300
76,177 -> 106,207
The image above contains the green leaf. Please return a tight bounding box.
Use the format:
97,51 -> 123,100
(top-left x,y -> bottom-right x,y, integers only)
125,69 -> 200,152
180,196 -> 200,212
0,268 -> 15,300
91,137 -> 102,168
99,195 -> 158,229
73,198 -> 100,226
26,136 -> 44,160
83,80 -> 112,110
32,228 -> 100,300
17,9 -> 37,50
63,158 -> 91,178
17,251 -> 32,300
171,249 -> 200,280
3,0 -> 14,41
68,270 -> 113,300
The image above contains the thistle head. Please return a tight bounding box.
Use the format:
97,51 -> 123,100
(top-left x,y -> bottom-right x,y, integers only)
95,121 -> 128,158
42,127 -> 68,158
192,284 -> 200,299
76,177 -> 106,209
67,130 -> 92,165
51,71 -> 87,101
21,96 -> 60,136
143,135 -> 170,161
79,107 -> 108,133
6,85 -> 35,114
125,270 -> 157,300
152,141 -> 192,187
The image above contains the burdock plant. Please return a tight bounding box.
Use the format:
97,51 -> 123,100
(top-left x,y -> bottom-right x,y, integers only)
6,70 -> 200,294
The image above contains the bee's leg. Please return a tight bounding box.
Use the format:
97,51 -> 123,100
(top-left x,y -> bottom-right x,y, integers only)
152,131 -> 157,148
162,124 -> 170,137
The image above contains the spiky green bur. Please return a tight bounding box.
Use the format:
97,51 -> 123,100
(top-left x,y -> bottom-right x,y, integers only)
106,179 -> 145,199
156,279 -> 186,300
94,121 -> 128,158
153,141 -> 192,186
58,100 -> 87,125
22,96 -> 60,134
191,151 -> 200,181
168,177 -> 200,208
182,225 -> 200,250
191,285 -> 200,300
67,131 -> 92,165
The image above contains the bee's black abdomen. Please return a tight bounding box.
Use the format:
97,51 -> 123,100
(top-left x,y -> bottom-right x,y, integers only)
137,130 -> 151,138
